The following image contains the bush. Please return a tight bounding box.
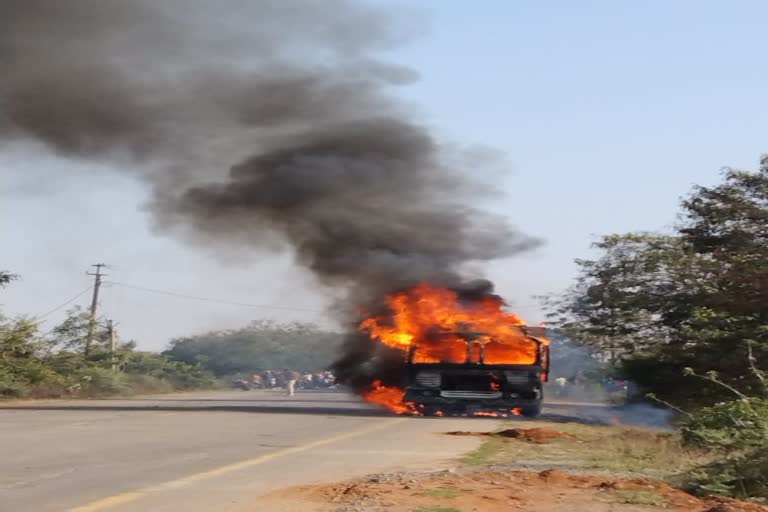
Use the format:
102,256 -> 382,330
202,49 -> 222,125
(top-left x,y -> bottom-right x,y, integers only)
76,367 -> 131,397
28,380 -> 72,399
681,398 -> 768,451
0,370 -> 30,398
0,309 -> 218,401
45,350 -> 89,374
121,374 -> 174,395
122,351 -> 216,390
685,448 -> 768,498
682,398 -> 768,499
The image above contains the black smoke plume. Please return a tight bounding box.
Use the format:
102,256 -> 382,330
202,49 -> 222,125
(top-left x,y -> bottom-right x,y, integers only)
0,1 -> 539,392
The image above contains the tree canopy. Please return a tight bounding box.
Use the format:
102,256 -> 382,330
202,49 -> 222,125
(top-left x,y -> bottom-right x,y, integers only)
164,320 -> 342,375
549,158 -> 768,406
0,271 -> 18,289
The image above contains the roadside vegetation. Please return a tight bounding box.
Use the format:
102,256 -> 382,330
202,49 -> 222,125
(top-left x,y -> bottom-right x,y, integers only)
461,422 -> 708,481
0,271 -> 341,399
0,300 -> 217,399
547,156 -> 768,500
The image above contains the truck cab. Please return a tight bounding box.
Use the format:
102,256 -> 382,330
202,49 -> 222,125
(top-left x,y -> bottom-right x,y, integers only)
403,326 -> 550,417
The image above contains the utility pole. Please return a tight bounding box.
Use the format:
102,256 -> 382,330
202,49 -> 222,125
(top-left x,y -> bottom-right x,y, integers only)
85,263 -> 108,357
107,319 -> 118,372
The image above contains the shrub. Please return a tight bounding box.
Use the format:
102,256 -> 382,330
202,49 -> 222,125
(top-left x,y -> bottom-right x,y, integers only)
122,351 -> 216,390
685,448 -> 768,498
76,367 -> 131,396
0,370 -> 30,398
0,309 -> 217,401
682,398 -> 768,498
121,374 -> 174,395
681,398 -> 768,451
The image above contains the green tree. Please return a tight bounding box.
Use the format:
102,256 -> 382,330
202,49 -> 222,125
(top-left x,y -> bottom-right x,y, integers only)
121,351 -> 215,389
549,233 -> 690,358
47,306 -> 95,352
43,306 -> 119,371
549,157 -> 768,406
0,271 -> 18,289
0,315 -> 62,396
165,320 -> 342,375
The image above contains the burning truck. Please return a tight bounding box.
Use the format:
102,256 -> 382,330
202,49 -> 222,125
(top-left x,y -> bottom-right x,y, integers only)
355,284 -> 550,417
402,325 -> 549,417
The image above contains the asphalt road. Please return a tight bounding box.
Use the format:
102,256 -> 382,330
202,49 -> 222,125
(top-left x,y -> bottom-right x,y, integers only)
0,390 -> 482,512
0,390 -> 617,512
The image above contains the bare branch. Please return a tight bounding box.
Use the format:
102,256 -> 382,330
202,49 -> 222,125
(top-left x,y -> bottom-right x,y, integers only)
646,393 -> 692,418
692,371 -> 749,401
746,341 -> 768,396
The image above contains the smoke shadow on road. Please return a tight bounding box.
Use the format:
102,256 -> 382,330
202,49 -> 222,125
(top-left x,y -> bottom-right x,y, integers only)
0,402 -> 630,425
0,404 -> 393,417
94,398 -> 367,404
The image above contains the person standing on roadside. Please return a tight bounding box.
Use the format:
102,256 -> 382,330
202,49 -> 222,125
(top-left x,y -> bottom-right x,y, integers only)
554,376 -> 567,397
283,368 -> 301,397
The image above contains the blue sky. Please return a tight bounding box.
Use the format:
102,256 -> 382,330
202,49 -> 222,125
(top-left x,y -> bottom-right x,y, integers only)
3,1 -> 767,349
386,0 -> 767,313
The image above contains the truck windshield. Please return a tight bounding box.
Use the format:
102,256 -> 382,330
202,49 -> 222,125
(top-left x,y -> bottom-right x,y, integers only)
409,336 -> 539,365
483,338 -> 538,365
410,338 -> 469,364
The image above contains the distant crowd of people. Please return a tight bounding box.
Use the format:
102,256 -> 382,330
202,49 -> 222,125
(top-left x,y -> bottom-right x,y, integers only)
232,369 -> 337,396
551,375 -> 638,400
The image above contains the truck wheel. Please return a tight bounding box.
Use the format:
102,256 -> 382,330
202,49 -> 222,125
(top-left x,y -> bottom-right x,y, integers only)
419,405 -> 443,417
520,403 -> 542,418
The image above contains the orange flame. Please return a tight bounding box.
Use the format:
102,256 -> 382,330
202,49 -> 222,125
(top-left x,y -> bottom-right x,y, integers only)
359,284 -> 548,414
472,411 -> 500,417
360,283 -> 545,365
363,380 -> 419,415
471,408 -> 522,418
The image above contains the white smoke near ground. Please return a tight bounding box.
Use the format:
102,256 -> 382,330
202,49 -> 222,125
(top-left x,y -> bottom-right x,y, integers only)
546,334 -> 674,428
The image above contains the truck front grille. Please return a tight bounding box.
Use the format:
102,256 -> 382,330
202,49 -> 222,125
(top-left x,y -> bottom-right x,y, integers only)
415,372 -> 441,388
440,391 -> 503,399
504,371 -> 531,385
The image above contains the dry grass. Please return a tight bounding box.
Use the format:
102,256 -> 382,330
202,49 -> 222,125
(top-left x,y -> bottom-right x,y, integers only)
610,489 -> 668,506
459,420 -> 711,481
422,488 -> 464,498
461,436 -> 508,465
579,426 -> 707,476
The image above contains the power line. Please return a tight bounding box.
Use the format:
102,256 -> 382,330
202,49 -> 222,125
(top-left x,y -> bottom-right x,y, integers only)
106,280 -> 543,314
105,281 -> 324,313
34,285 -> 94,320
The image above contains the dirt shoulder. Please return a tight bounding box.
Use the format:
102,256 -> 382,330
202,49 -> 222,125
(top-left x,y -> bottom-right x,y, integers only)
255,421 -> 768,512
261,467 -> 765,512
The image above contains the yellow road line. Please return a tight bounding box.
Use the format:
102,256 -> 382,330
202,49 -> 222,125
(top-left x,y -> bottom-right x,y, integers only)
69,418 -> 405,512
